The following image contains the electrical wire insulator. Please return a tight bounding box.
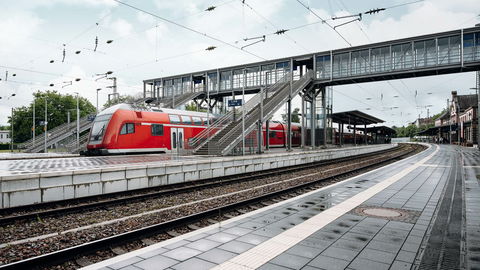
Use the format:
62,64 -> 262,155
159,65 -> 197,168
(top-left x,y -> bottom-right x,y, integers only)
94,36 -> 99,52
364,8 -> 386,15
106,40 -> 113,44
205,6 -> 216,11
275,29 -> 288,35
75,51 -> 81,54
62,45 -> 66,63
205,46 -> 216,51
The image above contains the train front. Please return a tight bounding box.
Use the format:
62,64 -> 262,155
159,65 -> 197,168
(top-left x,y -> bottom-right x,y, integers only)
85,104 -> 128,155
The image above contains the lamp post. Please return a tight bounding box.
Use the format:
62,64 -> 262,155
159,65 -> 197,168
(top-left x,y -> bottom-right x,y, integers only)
10,108 -> 14,152
96,88 -> 102,113
74,92 -> 80,149
32,98 -> 35,148
44,98 -> 48,153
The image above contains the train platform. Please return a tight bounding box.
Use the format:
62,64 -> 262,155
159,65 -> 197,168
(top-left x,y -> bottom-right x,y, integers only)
82,144 -> 480,270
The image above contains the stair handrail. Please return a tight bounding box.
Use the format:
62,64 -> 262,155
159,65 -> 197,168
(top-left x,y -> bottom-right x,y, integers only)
220,70 -> 314,155
189,71 -> 291,149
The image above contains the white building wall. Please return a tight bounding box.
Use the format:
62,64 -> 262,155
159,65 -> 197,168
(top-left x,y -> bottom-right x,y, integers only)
0,131 -> 11,144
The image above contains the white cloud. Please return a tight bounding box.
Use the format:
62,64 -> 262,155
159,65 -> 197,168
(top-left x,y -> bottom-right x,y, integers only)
109,18 -> 134,37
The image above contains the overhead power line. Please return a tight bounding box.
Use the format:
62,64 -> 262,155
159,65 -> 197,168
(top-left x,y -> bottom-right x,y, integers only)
113,0 -> 267,61
294,0 -> 352,46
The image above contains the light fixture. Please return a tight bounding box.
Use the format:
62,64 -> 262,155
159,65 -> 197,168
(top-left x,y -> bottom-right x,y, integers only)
106,40 -> 113,44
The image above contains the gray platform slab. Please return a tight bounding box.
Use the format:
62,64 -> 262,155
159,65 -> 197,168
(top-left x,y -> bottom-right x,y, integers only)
82,144 -> 475,270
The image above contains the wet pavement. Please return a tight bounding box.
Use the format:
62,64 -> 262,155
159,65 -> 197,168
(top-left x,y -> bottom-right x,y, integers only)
81,144 -> 479,270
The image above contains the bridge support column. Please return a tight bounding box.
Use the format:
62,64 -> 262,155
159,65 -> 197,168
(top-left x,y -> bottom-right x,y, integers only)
301,94 -> 305,148
365,123 -> 368,145
287,98 -> 292,151
354,124 -> 357,146
321,87 -> 327,148
310,90 -> 316,148
266,120 -> 270,150
340,122 -> 343,147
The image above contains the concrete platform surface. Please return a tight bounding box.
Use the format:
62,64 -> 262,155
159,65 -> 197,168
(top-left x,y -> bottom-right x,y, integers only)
81,144 -> 480,270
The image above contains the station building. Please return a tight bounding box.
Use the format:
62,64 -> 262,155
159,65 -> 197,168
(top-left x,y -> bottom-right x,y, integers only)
0,130 -> 11,144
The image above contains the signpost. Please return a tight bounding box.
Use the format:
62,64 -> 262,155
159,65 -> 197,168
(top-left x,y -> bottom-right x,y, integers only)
228,99 -> 243,107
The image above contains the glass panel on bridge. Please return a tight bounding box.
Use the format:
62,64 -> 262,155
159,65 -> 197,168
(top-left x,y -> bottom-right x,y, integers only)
333,52 -> 349,78
426,39 -> 437,66
182,77 -> 191,93
233,69 -> 244,89
174,78 -> 182,96
164,79 -> 173,97
275,61 -> 289,82
207,72 -> 218,92
261,64 -> 275,85
315,55 -> 331,80
220,71 -> 232,90
246,67 -> 260,87
350,50 -> 369,76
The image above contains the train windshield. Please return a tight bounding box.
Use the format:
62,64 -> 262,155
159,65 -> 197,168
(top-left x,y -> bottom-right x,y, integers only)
90,114 -> 112,142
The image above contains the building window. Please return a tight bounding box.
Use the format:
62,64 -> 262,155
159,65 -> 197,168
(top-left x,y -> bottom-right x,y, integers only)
120,123 -> 135,135
151,124 -> 163,136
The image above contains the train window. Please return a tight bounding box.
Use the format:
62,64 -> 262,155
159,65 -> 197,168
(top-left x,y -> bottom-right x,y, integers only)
120,123 -> 135,135
192,116 -> 202,125
181,115 -> 192,124
151,124 -> 163,136
269,131 -> 276,138
169,115 -> 181,124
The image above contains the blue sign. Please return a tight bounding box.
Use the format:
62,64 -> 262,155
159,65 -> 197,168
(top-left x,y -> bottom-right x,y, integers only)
87,115 -> 96,121
228,99 -> 243,107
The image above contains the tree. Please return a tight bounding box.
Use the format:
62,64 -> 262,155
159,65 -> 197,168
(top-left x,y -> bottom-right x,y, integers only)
102,95 -> 138,109
393,124 -> 419,138
10,91 -> 95,143
185,102 -> 207,112
281,108 -> 300,123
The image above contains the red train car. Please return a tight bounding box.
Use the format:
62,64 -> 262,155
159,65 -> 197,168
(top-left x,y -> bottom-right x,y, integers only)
86,104 -> 301,155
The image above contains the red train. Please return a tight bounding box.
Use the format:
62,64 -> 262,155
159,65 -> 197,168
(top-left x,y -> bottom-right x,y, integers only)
86,104 -> 301,155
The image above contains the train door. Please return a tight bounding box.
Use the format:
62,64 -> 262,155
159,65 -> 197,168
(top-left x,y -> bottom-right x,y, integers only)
170,128 -> 184,153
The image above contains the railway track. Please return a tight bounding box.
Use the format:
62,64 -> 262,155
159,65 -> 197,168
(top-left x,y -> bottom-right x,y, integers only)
0,144 -> 425,269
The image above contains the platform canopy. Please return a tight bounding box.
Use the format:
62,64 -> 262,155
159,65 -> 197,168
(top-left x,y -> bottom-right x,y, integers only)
417,124 -> 457,136
331,110 -> 384,126
348,125 -> 396,136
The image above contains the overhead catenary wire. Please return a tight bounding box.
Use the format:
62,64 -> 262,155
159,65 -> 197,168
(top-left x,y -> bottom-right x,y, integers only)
294,0 -> 352,46
113,0 -> 267,61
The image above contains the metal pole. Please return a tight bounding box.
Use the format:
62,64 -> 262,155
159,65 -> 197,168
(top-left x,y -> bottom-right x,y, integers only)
44,98 -> 47,153
32,98 -> 35,148
96,88 -> 101,113
76,93 -> 80,149
301,95 -> 305,148
258,87 -> 263,154
242,69 -> 245,155
10,108 -> 13,152
322,87 -> 327,147
364,123 -> 367,145
311,93 -> 315,148
266,120 -> 270,150
354,124 -> 357,146
448,98 -> 452,144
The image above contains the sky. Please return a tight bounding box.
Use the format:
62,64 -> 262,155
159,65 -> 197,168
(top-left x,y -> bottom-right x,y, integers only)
0,0 -> 479,127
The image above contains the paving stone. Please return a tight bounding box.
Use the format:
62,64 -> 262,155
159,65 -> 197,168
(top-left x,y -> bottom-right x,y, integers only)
348,257 -> 390,270
356,248 -> 396,264
218,240 -> 254,254
285,244 -> 324,259
270,253 -> 311,269
185,239 -> 222,252
171,257 -> 216,270
331,239 -> 367,252
110,256 -> 143,270
138,248 -> 168,259
134,255 -> 178,270
185,233 -> 209,242
366,240 -> 402,253
258,263 -> 292,270
205,232 -> 237,243
236,233 -> 270,245
221,226 -> 253,236
164,240 -> 190,250
162,247 -> 202,261
321,246 -> 359,261
298,238 -> 332,250
118,266 -> 142,270
308,255 -> 350,270
389,260 -> 412,270
197,248 -> 237,264
395,250 -> 416,263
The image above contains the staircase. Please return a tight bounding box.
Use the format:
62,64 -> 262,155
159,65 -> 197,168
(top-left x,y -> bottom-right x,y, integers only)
20,117 -> 93,153
192,71 -> 314,156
